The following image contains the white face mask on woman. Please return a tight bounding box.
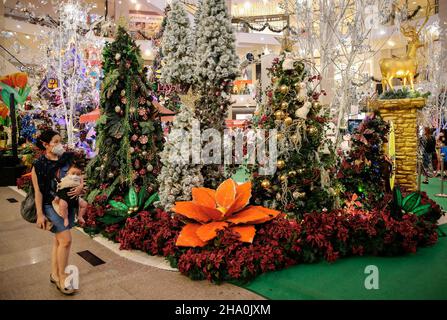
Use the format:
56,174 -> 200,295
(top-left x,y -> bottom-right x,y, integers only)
52,144 -> 65,156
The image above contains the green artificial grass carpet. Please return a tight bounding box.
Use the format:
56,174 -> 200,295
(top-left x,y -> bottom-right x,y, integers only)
242,224 -> 447,300
421,177 -> 447,210
234,169 -> 447,299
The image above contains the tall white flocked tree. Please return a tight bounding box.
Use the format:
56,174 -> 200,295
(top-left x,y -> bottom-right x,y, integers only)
193,0 -> 239,189
157,104 -> 204,212
194,0 -> 239,92
160,0 -> 195,90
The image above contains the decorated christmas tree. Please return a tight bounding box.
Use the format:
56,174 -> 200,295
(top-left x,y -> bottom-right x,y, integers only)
160,0 -> 195,91
337,111 -> 391,206
150,5 -> 182,112
157,104 -> 204,211
85,26 -> 163,202
249,54 -> 336,218
193,0 -> 239,188
157,1 -> 203,211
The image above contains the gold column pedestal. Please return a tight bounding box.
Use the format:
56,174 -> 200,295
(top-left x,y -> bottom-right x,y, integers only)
374,97 -> 426,191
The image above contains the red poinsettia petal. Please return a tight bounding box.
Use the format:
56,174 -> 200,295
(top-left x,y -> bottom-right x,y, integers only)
196,221 -> 229,242
225,181 -> 252,217
230,225 -> 256,243
191,187 -> 216,209
215,178 -> 237,209
226,206 -> 280,224
176,223 -> 207,247
172,202 -> 213,223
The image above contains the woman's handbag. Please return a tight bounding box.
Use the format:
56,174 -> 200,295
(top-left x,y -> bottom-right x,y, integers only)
20,187 -> 37,223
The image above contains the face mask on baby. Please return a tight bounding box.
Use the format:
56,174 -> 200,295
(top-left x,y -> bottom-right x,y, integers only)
52,144 -> 65,156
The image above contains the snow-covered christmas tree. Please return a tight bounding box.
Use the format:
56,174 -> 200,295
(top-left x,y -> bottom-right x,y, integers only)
157,1 -> 203,211
160,0 -> 195,91
193,0 -> 239,188
157,104 -> 203,211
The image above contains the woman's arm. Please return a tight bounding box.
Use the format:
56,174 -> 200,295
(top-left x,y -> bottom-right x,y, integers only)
31,167 -> 46,229
67,175 -> 85,199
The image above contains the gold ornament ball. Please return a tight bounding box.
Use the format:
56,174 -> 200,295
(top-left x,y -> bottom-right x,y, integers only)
307,126 -> 318,135
274,110 -> 285,120
272,76 -> 279,84
280,175 -> 288,182
281,101 -> 288,109
297,168 -> 305,174
108,172 -> 114,178
277,160 -> 286,169
291,134 -> 298,142
279,85 -> 289,94
276,133 -> 284,141
284,117 -> 293,126
261,180 -> 271,189
289,170 -> 297,177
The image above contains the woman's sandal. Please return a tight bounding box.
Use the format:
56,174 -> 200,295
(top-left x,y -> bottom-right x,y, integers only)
50,273 -> 58,284
56,279 -> 76,295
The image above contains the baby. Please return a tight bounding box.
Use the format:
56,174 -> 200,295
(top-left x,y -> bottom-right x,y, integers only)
52,161 -> 87,227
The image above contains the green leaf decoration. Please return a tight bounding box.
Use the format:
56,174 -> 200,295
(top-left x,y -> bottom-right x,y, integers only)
97,214 -> 127,225
107,209 -> 128,217
128,187 -> 138,207
402,193 -> 421,212
138,187 -> 148,208
105,177 -> 120,198
143,192 -> 159,210
412,204 -> 432,216
86,189 -> 102,204
139,121 -> 154,135
109,121 -> 124,139
109,200 -> 128,211
394,187 -> 403,208
102,69 -> 120,99
1,89 -> 11,108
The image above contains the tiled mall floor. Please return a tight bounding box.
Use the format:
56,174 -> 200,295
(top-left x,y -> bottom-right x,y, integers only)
0,187 -> 263,300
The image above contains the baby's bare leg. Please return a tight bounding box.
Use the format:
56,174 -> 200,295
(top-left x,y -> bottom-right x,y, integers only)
58,199 -> 70,227
77,198 -> 87,224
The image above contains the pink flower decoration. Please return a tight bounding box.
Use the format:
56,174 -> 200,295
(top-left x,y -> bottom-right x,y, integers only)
139,135 -> 148,144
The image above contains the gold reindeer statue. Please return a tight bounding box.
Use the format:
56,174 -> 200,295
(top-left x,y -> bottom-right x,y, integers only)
379,3 -> 430,91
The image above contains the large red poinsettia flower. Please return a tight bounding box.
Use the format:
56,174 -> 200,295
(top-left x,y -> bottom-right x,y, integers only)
173,178 -> 280,247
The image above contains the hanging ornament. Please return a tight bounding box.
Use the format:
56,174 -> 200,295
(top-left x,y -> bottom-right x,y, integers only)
129,107 -> 136,114
293,191 -> 306,199
100,164 -> 105,170
108,172 -> 114,178
281,101 -> 288,109
297,168 -> 305,174
291,134 -> 299,143
279,85 -> 289,94
115,53 -> 121,60
146,164 -> 153,172
272,76 -> 279,84
138,135 -> 148,145
129,147 -> 135,154
280,175 -> 288,182
131,134 -> 138,142
142,151 -> 148,156
295,102 -> 312,119
276,132 -> 284,141
274,110 -> 285,120
115,106 -> 121,113
276,193 -> 282,201
284,117 -> 293,126
261,179 -> 271,189
121,90 -> 126,96
289,170 -> 297,177
277,160 -> 285,170
138,108 -> 147,116
307,126 -> 318,135
121,97 -> 127,104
